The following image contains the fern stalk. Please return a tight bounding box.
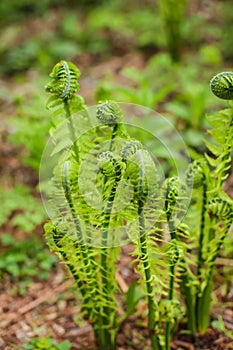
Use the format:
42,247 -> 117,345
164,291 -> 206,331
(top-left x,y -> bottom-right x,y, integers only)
134,150 -> 160,350
98,121 -> 124,349
63,99 -> 79,163
164,177 -> 181,349
197,199 -> 233,334
138,215 -> 160,350
195,179 -> 207,332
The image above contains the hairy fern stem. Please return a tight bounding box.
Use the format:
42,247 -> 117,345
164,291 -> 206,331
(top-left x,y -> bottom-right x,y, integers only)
98,125 -> 123,349
164,178 -> 180,350
63,99 -> 80,163
138,213 -> 160,350
195,179 -> 207,332
135,150 -> 160,350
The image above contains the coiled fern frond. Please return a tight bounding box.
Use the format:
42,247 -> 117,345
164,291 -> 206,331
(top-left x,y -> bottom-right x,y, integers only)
45,60 -> 85,127
185,159 -> 208,189
210,72 -> 233,100
46,60 -> 80,100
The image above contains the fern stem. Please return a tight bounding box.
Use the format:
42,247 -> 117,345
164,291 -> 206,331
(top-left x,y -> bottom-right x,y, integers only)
64,99 -> 79,163
100,154 -> 122,349
135,150 -> 160,350
165,218 -> 178,350
180,262 -> 196,335
197,219 -> 232,333
63,162 -> 83,243
167,220 -> 178,300
109,123 -> 118,152
138,213 -> 160,350
196,181 -> 207,280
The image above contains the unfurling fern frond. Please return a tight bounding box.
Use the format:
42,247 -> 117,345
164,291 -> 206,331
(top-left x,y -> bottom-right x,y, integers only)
163,176 -> 186,223
210,72 -> 233,100
120,140 -> 143,161
208,197 -> 233,222
121,140 -> 155,212
98,151 -> 123,178
96,100 -> 123,124
45,60 -> 85,129
185,160 -> 207,188
46,60 -> 80,100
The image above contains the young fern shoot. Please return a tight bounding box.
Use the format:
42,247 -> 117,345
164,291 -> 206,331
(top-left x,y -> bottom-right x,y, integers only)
42,62 -> 233,350
180,71 -> 233,335
44,62 -> 130,350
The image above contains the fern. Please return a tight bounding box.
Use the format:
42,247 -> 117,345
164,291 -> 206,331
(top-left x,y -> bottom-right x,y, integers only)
42,63 -> 233,349
179,71 -> 233,335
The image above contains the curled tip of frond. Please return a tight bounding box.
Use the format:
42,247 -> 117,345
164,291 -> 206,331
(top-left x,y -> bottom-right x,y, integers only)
98,151 -> 115,176
210,72 -> 233,100
167,240 -> 181,265
165,177 -> 182,202
164,177 -> 185,216
186,160 -> 206,188
98,151 -> 123,178
208,198 -> 233,220
120,140 -> 143,161
45,60 -> 80,100
96,101 -> 123,125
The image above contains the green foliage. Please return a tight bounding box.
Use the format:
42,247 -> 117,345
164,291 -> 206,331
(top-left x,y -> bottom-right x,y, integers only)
43,61 -> 233,349
96,54 -> 175,110
44,64 -> 131,349
22,336 -> 71,350
212,316 -> 233,340
0,233 -> 57,283
96,53 -> 216,152
0,186 -> 46,231
220,0 -> 233,60
0,0 -> 60,23
8,90 -> 50,171
178,72 -> 233,336
0,34 -> 80,75
124,281 -> 143,318
158,0 -> 187,62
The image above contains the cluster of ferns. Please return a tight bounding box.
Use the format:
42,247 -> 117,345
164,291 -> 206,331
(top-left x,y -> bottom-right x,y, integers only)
42,62 -> 233,350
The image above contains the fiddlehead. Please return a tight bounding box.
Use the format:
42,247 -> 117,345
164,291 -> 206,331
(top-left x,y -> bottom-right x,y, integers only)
164,176 -> 184,223
45,60 -> 80,101
96,101 -> 123,124
186,159 -> 207,189
208,197 -> 233,222
206,197 -> 233,264
210,72 -> 233,100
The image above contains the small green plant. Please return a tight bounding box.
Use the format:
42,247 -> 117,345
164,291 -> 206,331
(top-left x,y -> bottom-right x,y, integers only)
0,185 -> 46,231
42,62 -> 233,350
22,336 -> 71,350
0,233 -> 57,285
